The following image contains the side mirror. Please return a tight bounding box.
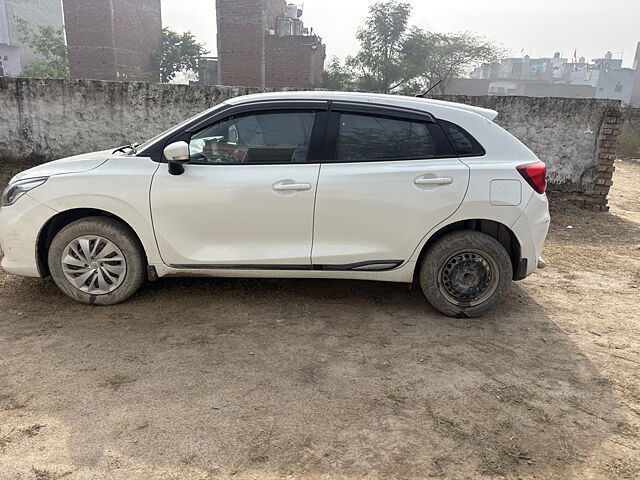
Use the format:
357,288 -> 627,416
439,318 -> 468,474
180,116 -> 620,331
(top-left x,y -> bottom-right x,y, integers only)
163,141 -> 190,176
164,141 -> 190,162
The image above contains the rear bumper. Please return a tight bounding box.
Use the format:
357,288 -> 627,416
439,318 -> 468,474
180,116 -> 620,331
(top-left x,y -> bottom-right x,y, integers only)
512,192 -> 550,278
0,194 -> 56,277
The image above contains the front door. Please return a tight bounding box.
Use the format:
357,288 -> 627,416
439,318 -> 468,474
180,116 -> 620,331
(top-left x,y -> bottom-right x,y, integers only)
150,109 -> 322,267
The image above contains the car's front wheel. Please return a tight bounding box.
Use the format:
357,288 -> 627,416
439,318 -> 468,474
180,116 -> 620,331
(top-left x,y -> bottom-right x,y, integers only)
47,217 -> 146,305
419,230 -> 513,318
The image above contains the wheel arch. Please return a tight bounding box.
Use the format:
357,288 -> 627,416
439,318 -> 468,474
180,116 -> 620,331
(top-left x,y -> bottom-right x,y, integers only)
413,219 -> 523,282
36,208 -> 148,277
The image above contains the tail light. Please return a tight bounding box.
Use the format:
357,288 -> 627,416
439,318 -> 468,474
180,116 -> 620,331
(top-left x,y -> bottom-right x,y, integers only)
517,161 -> 547,194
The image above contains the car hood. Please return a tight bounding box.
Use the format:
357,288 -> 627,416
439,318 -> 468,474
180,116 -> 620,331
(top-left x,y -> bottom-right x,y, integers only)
10,149 -> 113,183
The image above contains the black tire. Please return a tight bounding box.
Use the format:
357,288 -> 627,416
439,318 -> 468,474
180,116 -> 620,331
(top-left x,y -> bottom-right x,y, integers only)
419,230 -> 513,318
47,217 -> 146,305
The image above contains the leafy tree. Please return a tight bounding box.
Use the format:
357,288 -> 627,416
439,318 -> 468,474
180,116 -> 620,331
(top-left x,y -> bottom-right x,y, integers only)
417,32 -> 504,94
326,1 -> 503,95
16,18 -> 69,79
350,1 -> 429,93
322,56 -> 357,91
159,28 -> 208,83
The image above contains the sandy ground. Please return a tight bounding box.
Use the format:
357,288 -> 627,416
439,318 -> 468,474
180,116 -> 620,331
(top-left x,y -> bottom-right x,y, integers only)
0,161 -> 638,480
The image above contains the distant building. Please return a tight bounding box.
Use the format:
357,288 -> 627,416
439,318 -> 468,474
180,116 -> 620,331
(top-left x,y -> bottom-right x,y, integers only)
216,0 -> 326,88
62,0 -> 162,82
196,57 -> 219,86
569,52 -> 635,103
630,43 -> 640,107
462,50 -> 638,103
0,0 -> 64,76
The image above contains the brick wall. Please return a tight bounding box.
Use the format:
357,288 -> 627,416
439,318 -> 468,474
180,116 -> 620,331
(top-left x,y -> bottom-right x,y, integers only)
266,36 -> 325,88
216,0 -> 325,88
583,110 -> 624,210
62,0 -> 162,82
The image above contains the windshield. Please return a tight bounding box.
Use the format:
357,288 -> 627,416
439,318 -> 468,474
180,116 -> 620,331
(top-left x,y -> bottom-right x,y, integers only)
135,103 -> 228,154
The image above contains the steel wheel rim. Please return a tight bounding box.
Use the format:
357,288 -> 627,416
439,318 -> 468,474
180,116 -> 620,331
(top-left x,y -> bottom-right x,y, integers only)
61,235 -> 127,295
438,249 -> 500,307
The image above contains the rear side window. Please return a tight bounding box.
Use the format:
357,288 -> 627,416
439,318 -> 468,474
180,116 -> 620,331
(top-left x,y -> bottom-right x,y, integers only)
336,113 -> 436,162
439,119 -> 486,157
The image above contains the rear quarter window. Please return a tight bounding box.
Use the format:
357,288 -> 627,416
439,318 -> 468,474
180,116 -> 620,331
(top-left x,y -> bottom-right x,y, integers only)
439,119 -> 486,157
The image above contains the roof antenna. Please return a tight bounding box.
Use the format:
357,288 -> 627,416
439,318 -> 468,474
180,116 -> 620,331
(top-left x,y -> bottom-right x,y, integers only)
415,80 -> 442,98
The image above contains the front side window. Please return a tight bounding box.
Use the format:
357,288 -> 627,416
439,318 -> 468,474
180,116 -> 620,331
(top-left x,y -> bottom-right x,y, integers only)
189,111 -> 315,164
336,113 -> 436,162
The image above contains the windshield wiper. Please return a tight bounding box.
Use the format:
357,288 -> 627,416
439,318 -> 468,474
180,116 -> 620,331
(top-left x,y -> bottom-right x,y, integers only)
112,143 -> 140,155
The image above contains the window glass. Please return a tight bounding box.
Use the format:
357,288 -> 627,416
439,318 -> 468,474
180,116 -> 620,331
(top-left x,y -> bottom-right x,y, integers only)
336,113 -> 436,162
189,111 -> 315,164
439,119 -> 486,157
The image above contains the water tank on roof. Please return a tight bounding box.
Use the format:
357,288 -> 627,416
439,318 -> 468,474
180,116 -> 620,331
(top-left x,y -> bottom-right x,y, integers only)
286,4 -> 298,19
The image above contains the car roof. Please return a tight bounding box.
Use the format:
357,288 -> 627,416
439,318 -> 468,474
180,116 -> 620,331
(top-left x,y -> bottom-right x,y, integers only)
225,91 -> 499,121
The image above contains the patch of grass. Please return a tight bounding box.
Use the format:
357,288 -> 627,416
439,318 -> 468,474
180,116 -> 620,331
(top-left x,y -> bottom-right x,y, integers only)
99,375 -> 134,391
180,453 -> 197,465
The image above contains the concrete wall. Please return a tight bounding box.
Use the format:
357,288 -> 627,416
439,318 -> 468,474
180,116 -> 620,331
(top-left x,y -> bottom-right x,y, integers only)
0,78 -> 623,209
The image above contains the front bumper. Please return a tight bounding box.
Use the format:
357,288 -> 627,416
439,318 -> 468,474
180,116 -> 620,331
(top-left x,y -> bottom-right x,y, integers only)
0,194 -> 57,277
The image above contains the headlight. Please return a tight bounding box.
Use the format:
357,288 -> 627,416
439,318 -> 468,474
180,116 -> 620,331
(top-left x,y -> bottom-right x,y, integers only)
1,177 -> 48,207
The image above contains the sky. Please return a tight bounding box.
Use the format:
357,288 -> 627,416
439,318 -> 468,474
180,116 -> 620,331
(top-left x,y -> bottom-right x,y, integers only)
161,0 -> 640,68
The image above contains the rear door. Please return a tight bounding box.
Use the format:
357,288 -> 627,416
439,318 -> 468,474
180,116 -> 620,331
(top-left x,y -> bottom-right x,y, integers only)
311,104 -> 470,269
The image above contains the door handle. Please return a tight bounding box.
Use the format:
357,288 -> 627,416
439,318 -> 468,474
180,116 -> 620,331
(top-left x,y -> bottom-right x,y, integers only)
414,177 -> 453,186
273,182 -> 312,192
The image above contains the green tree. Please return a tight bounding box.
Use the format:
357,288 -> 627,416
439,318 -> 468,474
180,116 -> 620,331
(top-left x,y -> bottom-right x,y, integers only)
417,32 -> 504,94
322,56 -> 357,91
16,18 -> 69,79
351,1 -> 430,93
159,28 -> 208,83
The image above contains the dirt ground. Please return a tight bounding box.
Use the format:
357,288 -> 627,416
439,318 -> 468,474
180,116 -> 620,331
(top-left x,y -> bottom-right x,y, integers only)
0,161 -> 638,480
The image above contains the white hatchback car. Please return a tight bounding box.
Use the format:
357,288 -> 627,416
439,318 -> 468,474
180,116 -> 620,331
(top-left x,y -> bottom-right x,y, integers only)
0,92 -> 549,317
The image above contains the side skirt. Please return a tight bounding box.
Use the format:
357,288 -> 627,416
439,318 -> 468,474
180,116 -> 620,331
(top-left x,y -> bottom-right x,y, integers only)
168,260 -> 404,272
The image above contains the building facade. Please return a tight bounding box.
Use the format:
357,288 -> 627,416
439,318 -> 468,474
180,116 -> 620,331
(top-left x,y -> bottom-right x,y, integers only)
216,0 -> 326,88
0,0 -> 64,76
569,52 -> 635,104
630,43 -> 640,107
464,50 -> 639,103
62,0 -> 162,82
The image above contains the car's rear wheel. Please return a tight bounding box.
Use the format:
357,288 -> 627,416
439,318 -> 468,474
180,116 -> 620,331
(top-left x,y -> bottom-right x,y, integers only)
47,217 -> 146,305
419,230 -> 513,318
